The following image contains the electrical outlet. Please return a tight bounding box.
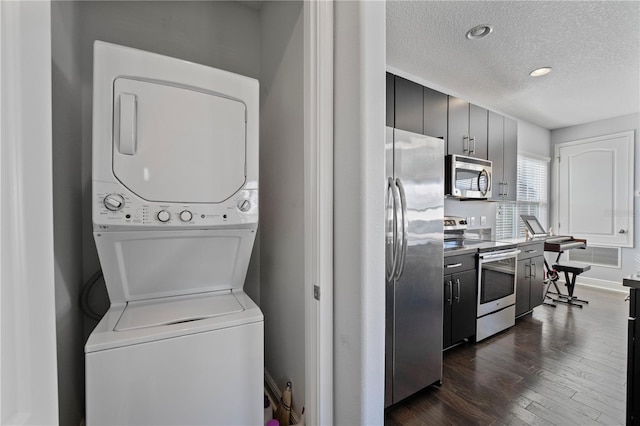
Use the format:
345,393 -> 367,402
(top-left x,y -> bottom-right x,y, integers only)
470,216 -> 476,226
480,216 -> 487,226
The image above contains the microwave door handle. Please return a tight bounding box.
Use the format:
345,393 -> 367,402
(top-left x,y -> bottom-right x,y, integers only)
478,169 -> 489,196
393,178 -> 408,281
385,177 -> 398,281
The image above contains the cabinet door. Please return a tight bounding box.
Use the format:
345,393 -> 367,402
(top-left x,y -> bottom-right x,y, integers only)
515,259 -> 530,317
443,275 -> 453,349
394,76 -> 423,134
469,104 -> 488,159
529,256 -> 545,309
386,73 -> 394,128
502,117 -> 518,201
423,87 -> 448,141
451,269 -> 477,344
447,96 -> 470,156
487,111 -> 504,201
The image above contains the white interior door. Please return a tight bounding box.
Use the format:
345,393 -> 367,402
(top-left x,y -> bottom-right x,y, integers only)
557,131 -> 634,247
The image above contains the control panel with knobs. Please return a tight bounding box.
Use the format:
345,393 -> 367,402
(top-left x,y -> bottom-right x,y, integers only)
179,210 -> 193,222
104,193 -> 125,211
157,210 -> 171,223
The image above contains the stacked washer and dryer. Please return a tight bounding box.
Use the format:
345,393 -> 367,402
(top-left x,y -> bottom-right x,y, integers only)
86,41 -> 263,425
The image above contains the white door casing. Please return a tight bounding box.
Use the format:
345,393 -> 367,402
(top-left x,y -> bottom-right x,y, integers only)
304,1 -> 333,425
0,0 -> 59,424
556,131 -> 634,247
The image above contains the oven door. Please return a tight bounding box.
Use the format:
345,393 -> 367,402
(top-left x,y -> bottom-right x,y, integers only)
477,250 -> 520,317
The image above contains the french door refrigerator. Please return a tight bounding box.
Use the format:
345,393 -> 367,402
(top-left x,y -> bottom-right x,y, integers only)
385,127 -> 444,407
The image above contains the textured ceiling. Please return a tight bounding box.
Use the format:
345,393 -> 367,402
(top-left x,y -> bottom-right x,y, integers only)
387,1 -> 640,130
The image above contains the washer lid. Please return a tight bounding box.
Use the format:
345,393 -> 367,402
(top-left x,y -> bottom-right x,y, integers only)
112,77 -> 247,203
115,291 -> 244,332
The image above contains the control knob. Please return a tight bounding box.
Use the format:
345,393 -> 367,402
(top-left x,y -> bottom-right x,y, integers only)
103,193 -> 125,211
179,210 -> 193,222
157,210 -> 171,223
237,199 -> 251,212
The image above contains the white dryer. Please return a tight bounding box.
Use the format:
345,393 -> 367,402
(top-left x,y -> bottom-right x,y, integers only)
86,41 -> 262,426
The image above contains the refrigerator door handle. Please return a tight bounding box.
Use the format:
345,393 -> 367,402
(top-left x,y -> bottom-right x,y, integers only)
386,177 -> 400,281
393,177 -> 408,281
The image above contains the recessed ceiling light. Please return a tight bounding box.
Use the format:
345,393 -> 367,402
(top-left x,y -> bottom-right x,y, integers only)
530,67 -> 553,77
466,24 -> 493,40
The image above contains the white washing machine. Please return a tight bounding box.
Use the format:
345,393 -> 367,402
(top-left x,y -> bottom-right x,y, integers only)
86,41 -> 263,425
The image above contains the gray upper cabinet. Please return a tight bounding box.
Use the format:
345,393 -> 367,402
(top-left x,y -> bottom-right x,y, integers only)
394,76 -> 423,134
488,111 -> 517,201
447,96 -> 487,158
386,73 -> 395,128
503,117 -> 517,201
423,87 -> 448,142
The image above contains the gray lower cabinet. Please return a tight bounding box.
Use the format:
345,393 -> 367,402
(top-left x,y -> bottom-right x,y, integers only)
443,254 -> 477,349
515,243 -> 545,317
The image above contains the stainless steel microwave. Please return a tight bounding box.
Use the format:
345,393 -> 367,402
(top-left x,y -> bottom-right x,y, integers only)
445,154 -> 492,199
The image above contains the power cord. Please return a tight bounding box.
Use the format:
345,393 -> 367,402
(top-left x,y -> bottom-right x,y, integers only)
80,270 -> 104,321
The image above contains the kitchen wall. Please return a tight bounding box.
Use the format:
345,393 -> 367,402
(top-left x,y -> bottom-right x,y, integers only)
51,1 -> 305,423
550,112 -> 640,287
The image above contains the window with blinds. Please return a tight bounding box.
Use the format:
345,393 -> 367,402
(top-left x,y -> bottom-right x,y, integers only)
495,154 -> 550,239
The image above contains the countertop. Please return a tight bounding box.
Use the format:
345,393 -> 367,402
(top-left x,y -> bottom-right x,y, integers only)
444,238 -> 518,257
623,272 -> 640,289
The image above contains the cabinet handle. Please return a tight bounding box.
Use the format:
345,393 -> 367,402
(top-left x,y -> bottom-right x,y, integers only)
525,249 -> 538,254
455,279 -> 461,303
470,136 -> 476,155
532,263 -> 537,278
445,263 -> 462,269
463,136 -> 470,153
503,182 -> 509,197
447,280 -> 453,305
525,263 -> 531,278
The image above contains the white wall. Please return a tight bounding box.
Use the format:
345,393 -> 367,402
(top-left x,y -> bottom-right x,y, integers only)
550,113 -> 640,287
1,1 -> 59,423
518,119 -> 551,158
51,2 -> 85,424
334,1 -> 386,423
50,1 -> 262,422
259,0 -> 306,413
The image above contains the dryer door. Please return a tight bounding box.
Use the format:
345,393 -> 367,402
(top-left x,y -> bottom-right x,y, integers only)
112,78 -> 246,203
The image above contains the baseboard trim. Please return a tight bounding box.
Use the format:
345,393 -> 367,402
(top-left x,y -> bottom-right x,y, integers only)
568,276 -> 628,294
264,369 -> 300,424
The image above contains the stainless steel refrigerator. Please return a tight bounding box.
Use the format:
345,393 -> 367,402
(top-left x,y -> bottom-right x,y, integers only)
385,127 -> 444,407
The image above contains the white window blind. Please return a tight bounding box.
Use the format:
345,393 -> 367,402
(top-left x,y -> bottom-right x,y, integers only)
496,154 -> 550,239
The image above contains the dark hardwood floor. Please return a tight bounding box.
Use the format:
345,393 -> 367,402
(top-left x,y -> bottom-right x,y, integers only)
385,286 -> 628,425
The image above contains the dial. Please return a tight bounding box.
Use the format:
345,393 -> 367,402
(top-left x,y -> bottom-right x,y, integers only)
103,193 -> 125,211
157,210 -> 171,223
237,199 -> 251,212
179,210 -> 193,222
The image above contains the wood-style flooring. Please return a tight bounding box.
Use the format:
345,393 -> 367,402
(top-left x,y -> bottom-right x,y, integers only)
385,286 -> 628,425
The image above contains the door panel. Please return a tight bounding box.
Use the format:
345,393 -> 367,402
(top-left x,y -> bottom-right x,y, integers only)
451,269 -> 477,344
469,104 -> 488,159
113,78 -> 246,203
558,131 -> 634,246
392,129 -> 444,402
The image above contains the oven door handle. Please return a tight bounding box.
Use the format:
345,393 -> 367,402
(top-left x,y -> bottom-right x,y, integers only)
478,249 -> 521,262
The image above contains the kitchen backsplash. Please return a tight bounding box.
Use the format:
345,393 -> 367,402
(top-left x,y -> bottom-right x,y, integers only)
444,198 -> 497,231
